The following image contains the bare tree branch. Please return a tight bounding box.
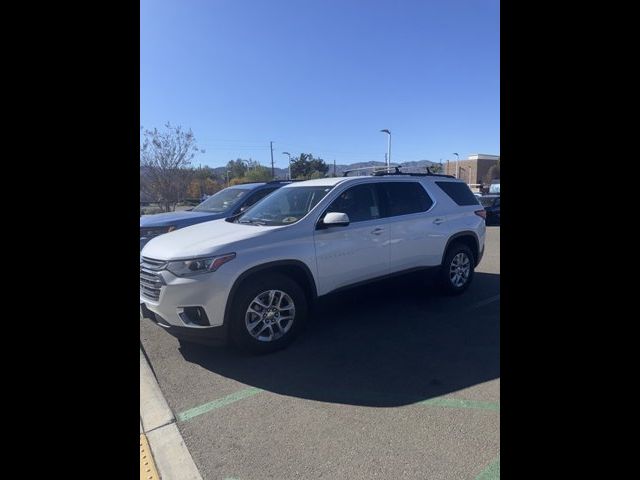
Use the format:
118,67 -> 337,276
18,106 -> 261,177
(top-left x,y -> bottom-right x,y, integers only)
140,123 -> 204,212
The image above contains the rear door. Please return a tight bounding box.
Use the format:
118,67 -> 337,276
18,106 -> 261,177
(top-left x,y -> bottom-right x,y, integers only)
313,182 -> 391,293
376,180 -> 450,272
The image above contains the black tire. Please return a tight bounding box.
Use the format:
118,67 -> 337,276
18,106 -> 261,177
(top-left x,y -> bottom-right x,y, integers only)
229,273 -> 308,354
439,242 -> 475,295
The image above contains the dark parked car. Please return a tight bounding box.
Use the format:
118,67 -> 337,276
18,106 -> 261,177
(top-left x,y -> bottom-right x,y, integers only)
478,194 -> 500,225
140,181 -> 289,250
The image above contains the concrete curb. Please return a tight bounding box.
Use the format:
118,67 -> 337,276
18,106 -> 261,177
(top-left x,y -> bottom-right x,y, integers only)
140,348 -> 203,480
140,349 -> 174,432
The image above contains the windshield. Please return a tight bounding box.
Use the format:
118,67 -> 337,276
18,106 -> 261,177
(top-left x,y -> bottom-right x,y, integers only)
193,188 -> 250,213
479,196 -> 497,207
236,186 -> 333,226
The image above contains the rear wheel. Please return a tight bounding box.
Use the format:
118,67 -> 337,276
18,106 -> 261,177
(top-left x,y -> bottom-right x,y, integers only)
229,273 -> 307,354
439,243 -> 475,295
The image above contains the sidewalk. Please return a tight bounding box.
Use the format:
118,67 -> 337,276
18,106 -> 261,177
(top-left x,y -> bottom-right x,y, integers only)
140,348 -> 202,480
141,426 -> 160,480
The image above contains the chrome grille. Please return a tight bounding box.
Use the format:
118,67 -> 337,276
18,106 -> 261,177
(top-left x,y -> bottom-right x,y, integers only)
140,256 -> 167,271
140,257 -> 166,300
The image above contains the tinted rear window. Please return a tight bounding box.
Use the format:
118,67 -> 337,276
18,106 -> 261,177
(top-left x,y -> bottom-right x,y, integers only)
435,181 -> 480,206
378,182 -> 434,217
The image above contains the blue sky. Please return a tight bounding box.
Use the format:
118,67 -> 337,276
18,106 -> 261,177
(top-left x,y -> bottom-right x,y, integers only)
141,0 -> 499,169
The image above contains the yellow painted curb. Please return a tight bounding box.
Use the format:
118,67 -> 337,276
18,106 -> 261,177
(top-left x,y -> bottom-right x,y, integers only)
140,433 -> 160,480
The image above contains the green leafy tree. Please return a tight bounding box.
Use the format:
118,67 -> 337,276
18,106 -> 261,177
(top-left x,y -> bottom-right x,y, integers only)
291,153 -> 329,180
194,166 -> 219,181
226,159 -> 249,179
244,165 -> 273,183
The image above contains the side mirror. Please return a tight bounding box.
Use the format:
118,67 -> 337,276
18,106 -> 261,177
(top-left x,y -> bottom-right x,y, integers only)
318,212 -> 350,229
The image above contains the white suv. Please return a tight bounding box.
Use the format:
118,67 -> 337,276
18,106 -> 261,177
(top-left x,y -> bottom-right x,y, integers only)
140,172 -> 487,353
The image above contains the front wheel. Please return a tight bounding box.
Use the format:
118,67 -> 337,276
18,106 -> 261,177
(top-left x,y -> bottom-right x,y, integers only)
229,273 -> 308,354
439,243 -> 475,295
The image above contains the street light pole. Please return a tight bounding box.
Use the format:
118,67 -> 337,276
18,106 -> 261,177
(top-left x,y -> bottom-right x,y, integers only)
453,153 -> 460,179
380,129 -> 391,169
282,152 -> 292,180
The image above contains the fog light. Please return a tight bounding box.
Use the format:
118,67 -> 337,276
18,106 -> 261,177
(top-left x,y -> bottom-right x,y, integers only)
178,306 -> 210,326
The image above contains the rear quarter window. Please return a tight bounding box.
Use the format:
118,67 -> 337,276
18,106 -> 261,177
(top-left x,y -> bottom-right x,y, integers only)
378,181 -> 434,217
435,181 -> 480,206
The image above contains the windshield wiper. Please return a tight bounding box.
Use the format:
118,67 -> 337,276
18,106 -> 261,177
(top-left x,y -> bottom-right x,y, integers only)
238,218 -> 266,226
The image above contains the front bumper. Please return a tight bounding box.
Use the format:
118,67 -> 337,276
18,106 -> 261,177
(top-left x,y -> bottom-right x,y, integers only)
141,302 -> 229,346
140,264 -> 236,328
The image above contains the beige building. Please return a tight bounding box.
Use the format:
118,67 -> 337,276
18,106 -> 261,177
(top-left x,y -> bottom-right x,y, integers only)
444,154 -> 499,185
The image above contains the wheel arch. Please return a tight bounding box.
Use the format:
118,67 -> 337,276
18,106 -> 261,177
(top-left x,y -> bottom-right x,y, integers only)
223,260 -> 318,325
442,231 -> 480,267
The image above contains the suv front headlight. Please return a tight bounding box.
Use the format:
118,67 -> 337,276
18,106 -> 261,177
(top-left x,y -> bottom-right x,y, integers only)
166,253 -> 236,277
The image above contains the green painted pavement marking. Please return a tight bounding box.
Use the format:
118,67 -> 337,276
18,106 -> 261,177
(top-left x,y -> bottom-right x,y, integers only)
419,397 -> 500,411
475,455 -> 500,480
177,387 -> 264,422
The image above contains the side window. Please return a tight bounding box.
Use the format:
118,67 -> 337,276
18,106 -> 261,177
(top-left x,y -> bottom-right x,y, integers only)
378,182 -> 434,217
325,184 -> 380,223
435,181 -> 480,206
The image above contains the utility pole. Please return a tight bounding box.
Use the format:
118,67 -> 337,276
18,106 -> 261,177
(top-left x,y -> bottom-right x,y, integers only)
333,159 -> 336,177
270,141 -> 275,179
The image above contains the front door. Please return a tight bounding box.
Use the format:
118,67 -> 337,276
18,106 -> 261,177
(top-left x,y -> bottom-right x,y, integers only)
313,183 -> 391,295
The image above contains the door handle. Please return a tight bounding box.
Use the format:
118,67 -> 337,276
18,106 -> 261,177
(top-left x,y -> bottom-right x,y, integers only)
371,227 -> 384,235
433,218 -> 445,225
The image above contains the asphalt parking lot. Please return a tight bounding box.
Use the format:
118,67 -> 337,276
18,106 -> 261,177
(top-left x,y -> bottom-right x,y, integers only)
141,226 -> 500,480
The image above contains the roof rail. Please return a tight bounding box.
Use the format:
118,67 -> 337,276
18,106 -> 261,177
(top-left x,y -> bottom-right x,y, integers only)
371,165 -> 456,179
343,165 -> 401,177
342,164 -> 456,179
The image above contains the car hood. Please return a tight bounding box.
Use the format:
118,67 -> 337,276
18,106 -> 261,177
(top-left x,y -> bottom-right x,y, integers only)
140,210 -> 225,228
140,218 -> 279,260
